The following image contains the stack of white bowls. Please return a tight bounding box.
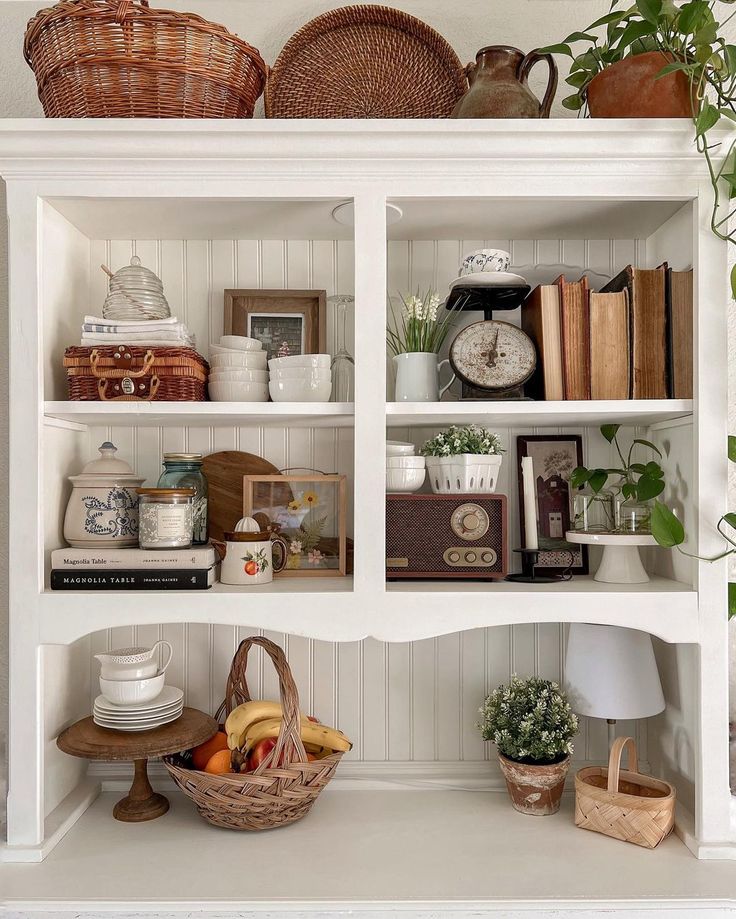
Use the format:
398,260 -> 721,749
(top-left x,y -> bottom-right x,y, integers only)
208,335 -> 268,402
386,440 -> 426,493
268,354 -> 332,402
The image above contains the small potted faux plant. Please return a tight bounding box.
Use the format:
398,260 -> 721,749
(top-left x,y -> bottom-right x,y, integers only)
420,424 -> 503,494
478,675 -> 578,816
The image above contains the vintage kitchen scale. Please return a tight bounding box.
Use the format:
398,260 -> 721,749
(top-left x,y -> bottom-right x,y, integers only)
445,285 -> 536,400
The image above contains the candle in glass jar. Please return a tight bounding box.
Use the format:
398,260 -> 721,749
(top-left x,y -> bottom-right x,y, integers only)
521,456 -> 539,551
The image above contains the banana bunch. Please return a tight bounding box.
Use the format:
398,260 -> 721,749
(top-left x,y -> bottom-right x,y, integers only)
224,699 -> 352,755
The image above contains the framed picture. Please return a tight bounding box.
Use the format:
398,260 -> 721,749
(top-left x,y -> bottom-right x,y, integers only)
224,289 -> 327,361
243,473 -> 347,577
516,435 -> 588,576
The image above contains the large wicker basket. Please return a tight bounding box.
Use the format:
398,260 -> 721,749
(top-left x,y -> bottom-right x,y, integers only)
63,345 -> 208,401
575,736 -> 675,849
24,0 -> 267,118
265,5 -> 467,118
164,637 -> 346,831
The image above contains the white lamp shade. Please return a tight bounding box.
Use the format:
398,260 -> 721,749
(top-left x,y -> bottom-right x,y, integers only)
564,623 -> 665,721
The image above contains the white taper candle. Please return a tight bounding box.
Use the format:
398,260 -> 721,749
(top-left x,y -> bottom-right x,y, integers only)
521,456 -> 539,551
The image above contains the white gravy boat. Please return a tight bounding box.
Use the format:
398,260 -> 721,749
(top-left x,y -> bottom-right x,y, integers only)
95,639 -> 173,681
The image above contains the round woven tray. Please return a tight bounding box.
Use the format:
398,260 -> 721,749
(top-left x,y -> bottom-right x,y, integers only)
265,5 -> 467,118
24,0 -> 267,118
164,637 -> 345,831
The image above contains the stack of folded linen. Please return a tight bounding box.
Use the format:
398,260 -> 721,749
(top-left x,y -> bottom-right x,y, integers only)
80,316 -> 195,348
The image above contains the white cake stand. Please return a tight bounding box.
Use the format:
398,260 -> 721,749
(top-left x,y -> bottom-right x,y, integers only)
565,530 -> 658,584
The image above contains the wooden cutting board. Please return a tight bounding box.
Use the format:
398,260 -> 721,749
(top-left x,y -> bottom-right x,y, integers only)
203,451 -> 281,541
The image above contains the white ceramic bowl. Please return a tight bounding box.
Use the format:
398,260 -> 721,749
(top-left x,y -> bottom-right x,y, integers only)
209,380 -> 269,402
208,369 -> 268,383
386,455 -> 425,469
386,441 -> 416,456
218,335 -> 262,352
268,354 -> 331,370
210,351 -> 267,370
269,367 -> 332,382
386,466 -> 426,493
99,673 -> 165,706
269,378 -> 332,402
460,248 -> 511,277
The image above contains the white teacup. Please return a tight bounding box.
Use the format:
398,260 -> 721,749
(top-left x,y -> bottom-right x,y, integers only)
460,249 -> 511,277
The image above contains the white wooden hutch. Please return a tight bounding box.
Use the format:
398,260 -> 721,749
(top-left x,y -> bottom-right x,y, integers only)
0,120 -> 735,912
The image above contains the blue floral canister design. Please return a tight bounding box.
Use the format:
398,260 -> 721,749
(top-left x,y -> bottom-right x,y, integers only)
63,442 -> 145,548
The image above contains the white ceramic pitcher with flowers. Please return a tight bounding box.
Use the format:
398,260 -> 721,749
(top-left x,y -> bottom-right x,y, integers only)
388,291 -> 458,402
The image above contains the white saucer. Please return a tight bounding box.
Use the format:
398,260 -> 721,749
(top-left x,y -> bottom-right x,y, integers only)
93,710 -> 183,732
450,271 -> 528,289
93,685 -> 183,715
94,701 -> 183,721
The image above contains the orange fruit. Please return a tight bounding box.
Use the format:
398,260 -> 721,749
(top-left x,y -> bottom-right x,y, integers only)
204,748 -> 234,775
192,732 -> 229,771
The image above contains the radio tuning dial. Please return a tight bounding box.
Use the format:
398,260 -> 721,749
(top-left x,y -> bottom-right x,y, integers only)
465,551 -> 477,563
450,503 -> 490,541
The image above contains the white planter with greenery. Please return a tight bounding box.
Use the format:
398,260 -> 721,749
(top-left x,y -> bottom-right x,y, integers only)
420,425 -> 503,494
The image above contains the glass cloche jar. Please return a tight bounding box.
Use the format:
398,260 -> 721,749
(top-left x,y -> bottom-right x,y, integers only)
102,256 -> 171,321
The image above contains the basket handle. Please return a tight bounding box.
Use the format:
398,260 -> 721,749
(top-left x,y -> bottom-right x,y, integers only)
115,0 -> 149,23
90,348 -> 155,379
215,637 -> 307,770
606,736 -> 640,794
98,375 -> 160,401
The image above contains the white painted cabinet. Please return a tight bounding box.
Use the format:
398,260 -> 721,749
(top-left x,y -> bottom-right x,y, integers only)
0,121 -> 733,875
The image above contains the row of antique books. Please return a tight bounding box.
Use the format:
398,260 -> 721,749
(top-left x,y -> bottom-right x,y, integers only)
522,264 -> 693,401
49,546 -> 218,590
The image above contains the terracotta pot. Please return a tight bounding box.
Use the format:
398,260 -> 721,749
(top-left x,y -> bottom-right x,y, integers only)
587,52 -> 692,118
498,752 -> 570,815
452,46 -> 557,119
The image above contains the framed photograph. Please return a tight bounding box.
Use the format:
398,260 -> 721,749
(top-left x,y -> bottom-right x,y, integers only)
243,473 -> 347,577
516,435 -> 588,576
224,289 -> 326,361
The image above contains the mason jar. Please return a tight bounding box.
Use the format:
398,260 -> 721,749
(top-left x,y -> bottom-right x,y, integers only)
615,497 -> 653,534
572,486 -> 616,533
157,453 -> 209,545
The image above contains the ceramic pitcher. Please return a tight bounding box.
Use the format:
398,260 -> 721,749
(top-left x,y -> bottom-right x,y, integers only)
451,46 -> 557,119
220,517 -> 288,586
393,352 -> 454,402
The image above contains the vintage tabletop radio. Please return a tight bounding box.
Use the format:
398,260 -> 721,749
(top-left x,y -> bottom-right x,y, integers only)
386,494 -> 508,579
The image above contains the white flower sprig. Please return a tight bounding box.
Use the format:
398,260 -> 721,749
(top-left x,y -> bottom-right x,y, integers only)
387,289 -> 457,356
420,424 -> 503,457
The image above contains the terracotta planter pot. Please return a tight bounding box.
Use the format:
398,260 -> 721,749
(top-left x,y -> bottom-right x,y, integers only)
587,52 -> 692,118
498,752 -> 570,815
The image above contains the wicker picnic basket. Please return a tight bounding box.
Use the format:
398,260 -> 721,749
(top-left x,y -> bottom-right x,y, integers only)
63,345 -> 208,401
265,5 -> 467,119
24,0 -> 267,118
575,736 -> 675,849
165,637 -> 346,831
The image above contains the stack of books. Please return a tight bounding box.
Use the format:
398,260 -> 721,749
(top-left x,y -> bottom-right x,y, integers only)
50,545 -> 218,590
522,265 -> 693,401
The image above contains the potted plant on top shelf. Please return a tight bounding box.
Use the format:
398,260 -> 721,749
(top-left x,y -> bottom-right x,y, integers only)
420,424 -> 503,495
540,0 -> 736,298
478,675 -> 579,816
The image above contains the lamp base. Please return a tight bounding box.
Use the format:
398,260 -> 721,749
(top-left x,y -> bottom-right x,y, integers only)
505,549 -> 564,584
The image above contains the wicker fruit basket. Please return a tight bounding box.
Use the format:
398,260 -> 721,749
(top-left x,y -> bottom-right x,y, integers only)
24,0 -> 267,118
165,637 -> 346,831
63,345 -> 209,401
575,736 -> 675,849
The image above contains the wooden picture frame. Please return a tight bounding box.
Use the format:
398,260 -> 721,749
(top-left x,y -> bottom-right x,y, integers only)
516,434 -> 588,576
224,289 -> 327,360
243,473 -> 347,577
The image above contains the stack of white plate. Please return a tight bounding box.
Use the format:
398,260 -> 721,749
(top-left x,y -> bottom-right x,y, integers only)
386,441 -> 425,493
93,686 -> 184,732
268,354 -> 332,402
208,335 -> 268,402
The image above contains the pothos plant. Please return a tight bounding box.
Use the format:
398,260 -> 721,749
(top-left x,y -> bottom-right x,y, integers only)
570,423 -> 666,503
540,0 -> 736,297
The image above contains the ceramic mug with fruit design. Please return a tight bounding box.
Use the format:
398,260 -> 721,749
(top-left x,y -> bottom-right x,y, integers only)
220,517 -> 287,586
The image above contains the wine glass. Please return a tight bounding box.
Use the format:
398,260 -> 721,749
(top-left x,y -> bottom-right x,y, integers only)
328,294 -> 355,402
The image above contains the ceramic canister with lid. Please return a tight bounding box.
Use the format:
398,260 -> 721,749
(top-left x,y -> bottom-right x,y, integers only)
63,442 -> 145,548
137,487 -> 195,549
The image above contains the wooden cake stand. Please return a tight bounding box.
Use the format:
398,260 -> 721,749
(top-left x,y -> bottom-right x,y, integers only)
57,707 -> 218,822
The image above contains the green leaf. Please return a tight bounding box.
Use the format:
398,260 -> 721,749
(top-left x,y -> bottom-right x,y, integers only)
632,438 -> 663,457
723,512 -> 736,530
588,9 -> 631,29
588,469 -> 609,494
694,21 -> 718,49
655,61 -> 699,79
729,582 -> 736,620
724,45 -> 736,74
537,43 -> 573,56
678,0 -> 709,35
730,263 -> 736,300
718,110 -> 736,125
570,466 -> 591,489
635,475 -> 666,500
563,31 -> 599,44
616,19 -> 656,51
645,461 -> 665,477
636,0 -> 662,25
566,70 -> 591,89
630,463 -> 647,474
622,482 -> 637,499
651,500 -> 685,547
600,424 -> 620,443
562,94 -> 585,110
696,101 -> 720,136
728,435 -> 736,462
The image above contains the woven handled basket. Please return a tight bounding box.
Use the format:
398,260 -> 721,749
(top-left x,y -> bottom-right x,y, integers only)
575,736 -> 675,849
164,637 -> 346,831
24,0 -> 267,118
